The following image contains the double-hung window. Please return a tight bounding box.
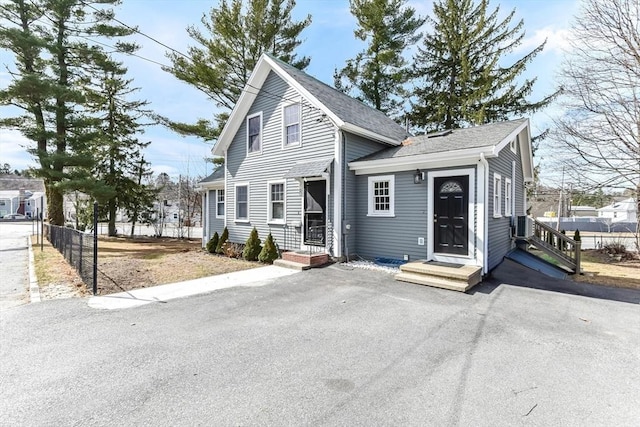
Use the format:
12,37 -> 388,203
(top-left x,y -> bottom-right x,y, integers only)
247,113 -> 262,154
367,175 -> 395,217
493,173 -> 502,217
283,103 -> 300,147
268,182 -> 285,223
216,189 -> 225,218
504,178 -> 512,217
235,184 -> 249,221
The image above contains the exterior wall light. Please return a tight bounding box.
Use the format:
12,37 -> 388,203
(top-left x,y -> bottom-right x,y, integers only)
414,169 -> 424,184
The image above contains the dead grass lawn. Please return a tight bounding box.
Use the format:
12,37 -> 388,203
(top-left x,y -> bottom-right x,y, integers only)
31,236 -> 88,299
574,249 -> 640,290
96,237 -> 259,295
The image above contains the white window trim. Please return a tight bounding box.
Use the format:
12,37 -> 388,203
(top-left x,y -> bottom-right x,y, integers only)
367,175 -> 395,217
282,101 -> 302,149
216,189 -> 225,219
504,178 -> 512,217
493,173 -> 502,218
246,112 -> 263,155
234,182 -> 250,223
267,180 -> 286,224
510,137 -> 517,154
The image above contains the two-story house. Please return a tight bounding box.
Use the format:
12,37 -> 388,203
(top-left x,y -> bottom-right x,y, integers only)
200,53 -> 534,290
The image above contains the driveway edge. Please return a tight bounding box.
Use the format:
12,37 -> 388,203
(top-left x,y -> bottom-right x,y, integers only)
28,235 -> 41,303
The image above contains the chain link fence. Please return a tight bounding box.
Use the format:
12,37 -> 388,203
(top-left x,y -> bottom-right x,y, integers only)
44,221 -> 97,294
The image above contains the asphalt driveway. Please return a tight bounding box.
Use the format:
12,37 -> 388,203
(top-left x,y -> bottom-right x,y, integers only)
1,264 -> 639,426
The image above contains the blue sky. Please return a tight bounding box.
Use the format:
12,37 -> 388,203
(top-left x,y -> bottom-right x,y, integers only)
0,0 -> 578,183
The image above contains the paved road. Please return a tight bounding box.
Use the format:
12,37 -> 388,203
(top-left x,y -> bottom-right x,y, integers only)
1,264 -> 639,426
0,222 -> 33,310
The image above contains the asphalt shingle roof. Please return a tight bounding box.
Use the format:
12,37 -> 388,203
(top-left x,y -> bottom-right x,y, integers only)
0,175 -> 45,192
199,167 -> 224,184
283,157 -> 333,178
353,118 -> 528,162
269,55 -> 410,144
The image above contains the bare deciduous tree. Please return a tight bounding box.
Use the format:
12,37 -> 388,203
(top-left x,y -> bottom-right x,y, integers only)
549,0 -> 640,248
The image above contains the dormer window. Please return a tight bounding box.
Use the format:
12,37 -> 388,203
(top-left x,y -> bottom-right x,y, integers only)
247,112 -> 262,154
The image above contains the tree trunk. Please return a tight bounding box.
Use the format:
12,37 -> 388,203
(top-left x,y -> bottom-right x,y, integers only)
47,185 -> 64,225
108,199 -> 117,236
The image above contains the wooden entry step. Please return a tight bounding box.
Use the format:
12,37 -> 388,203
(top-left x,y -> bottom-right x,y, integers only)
395,260 -> 482,292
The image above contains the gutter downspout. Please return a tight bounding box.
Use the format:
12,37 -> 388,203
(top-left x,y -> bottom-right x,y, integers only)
480,153 -> 489,275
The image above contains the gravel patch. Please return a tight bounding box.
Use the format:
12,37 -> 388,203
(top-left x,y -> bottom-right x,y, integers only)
341,260 -> 400,274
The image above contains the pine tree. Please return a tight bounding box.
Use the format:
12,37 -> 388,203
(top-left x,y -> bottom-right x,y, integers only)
85,62 -> 153,236
0,0 -> 136,225
334,0 -> 424,118
206,232 -> 220,254
410,0 -> 555,131
164,0 -> 311,140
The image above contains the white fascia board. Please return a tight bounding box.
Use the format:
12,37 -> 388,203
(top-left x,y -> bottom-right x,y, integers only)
341,122 -> 401,146
212,56 -> 272,157
493,119 -> 530,154
349,148 -> 494,175
197,181 -> 224,190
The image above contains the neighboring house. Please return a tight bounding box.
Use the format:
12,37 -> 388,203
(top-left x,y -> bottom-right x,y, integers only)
0,175 -> 46,218
201,53 -> 533,278
598,198 -> 638,223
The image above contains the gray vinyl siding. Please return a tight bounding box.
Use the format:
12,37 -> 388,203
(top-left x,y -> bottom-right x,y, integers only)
225,71 -> 335,251
487,142 -> 521,270
208,189 -> 224,239
354,170 -> 428,261
343,133 -> 389,255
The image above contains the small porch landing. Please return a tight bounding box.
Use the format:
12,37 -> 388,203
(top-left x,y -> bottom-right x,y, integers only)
395,261 -> 482,292
274,251 -> 329,270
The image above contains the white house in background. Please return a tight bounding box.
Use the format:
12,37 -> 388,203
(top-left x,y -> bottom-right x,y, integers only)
569,205 -> 597,217
0,175 -> 46,218
597,198 -> 638,222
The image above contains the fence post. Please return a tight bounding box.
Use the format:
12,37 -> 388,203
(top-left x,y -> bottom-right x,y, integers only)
93,201 -> 98,296
40,198 -> 44,252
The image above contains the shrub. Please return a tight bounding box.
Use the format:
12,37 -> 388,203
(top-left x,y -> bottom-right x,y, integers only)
223,242 -> 245,258
573,229 -> 581,242
258,233 -> 279,264
206,232 -> 219,254
243,227 -> 262,261
216,227 -> 229,254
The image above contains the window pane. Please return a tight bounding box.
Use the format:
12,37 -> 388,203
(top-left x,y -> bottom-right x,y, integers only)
236,186 -> 248,219
284,104 -> 299,126
248,116 -> 261,152
272,202 -> 284,219
286,124 -> 299,145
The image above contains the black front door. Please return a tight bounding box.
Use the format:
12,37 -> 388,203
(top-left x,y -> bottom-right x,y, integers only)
304,180 -> 326,246
434,176 -> 468,255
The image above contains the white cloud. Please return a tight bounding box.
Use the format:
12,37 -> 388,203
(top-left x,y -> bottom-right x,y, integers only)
0,129 -> 38,171
516,26 -> 572,55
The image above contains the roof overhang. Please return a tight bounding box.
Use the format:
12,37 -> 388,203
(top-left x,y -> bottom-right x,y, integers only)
196,180 -> 224,192
212,54 -> 400,157
349,119 -> 534,181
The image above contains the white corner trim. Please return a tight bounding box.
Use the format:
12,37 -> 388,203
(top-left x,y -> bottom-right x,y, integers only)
333,128 -> 343,258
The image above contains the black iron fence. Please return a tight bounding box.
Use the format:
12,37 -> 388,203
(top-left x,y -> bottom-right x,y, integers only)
43,202 -> 98,295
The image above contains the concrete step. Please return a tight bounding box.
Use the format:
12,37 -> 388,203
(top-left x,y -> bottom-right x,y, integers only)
399,261 -> 482,285
395,272 -> 473,292
273,259 -> 311,271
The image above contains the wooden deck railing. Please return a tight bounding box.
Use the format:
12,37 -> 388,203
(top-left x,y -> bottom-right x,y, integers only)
516,216 -> 581,273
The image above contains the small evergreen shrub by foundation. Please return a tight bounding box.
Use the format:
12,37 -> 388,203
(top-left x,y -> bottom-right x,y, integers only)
258,233 -> 279,264
573,229 -> 581,242
206,232 -> 219,254
216,227 -> 229,254
243,227 -> 262,261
